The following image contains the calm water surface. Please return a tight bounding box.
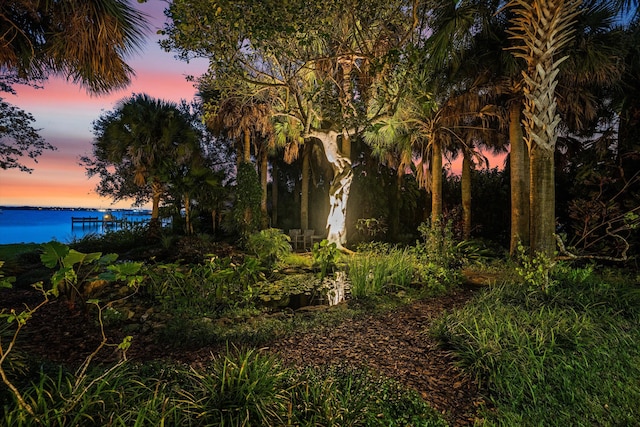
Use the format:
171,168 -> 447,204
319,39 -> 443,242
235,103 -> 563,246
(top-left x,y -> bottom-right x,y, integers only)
0,208 -> 150,245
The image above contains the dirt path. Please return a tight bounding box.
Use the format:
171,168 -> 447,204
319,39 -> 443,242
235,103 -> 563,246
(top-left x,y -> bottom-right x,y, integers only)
266,289 -> 485,426
1,287 -> 486,426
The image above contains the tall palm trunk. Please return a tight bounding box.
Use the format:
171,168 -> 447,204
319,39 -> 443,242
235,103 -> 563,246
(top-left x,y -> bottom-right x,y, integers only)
301,143 -> 311,230
149,181 -> 164,238
150,181 -> 163,221
529,145 -> 555,256
260,148 -> 269,228
509,102 -> 530,254
308,130 -> 353,249
390,170 -> 402,239
184,193 -> 193,235
461,152 -> 472,240
508,0 -> 581,257
271,161 -> 278,227
243,131 -> 251,163
431,138 -> 443,226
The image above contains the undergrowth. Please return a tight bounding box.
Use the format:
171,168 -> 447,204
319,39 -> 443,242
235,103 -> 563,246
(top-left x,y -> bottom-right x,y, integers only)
2,348 -> 447,426
432,262 -> 640,426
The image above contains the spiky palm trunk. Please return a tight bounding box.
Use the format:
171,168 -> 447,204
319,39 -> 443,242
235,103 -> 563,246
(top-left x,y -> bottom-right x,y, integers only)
390,170 -> 403,239
243,131 -> 251,163
508,0 -> 581,257
184,193 -> 193,235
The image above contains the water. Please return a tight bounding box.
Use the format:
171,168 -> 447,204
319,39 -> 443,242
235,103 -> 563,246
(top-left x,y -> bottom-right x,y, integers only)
0,208 -> 151,245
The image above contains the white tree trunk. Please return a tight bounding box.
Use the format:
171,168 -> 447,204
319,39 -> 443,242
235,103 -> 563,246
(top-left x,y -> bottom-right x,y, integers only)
308,130 -> 353,249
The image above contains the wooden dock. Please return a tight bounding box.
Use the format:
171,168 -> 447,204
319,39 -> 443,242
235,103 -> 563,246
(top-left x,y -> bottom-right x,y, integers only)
71,217 -> 147,229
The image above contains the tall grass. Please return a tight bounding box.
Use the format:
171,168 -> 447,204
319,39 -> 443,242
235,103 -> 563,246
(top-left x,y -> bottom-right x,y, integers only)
432,263 -> 640,426
348,247 -> 416,298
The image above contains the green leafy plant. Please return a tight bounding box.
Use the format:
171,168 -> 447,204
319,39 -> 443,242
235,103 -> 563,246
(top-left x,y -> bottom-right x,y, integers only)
355,217 -> 388,239
514,242 -> 557,294
312,239 -> 339,278
416,220 -> 460,269
40,241 -> 118,307
0,261 -> 16,289
178,347 -> 289,425
432,271 -> 640,426
245,228 -> 292,268
411,221 -> 464,290
144,256 -> 265,315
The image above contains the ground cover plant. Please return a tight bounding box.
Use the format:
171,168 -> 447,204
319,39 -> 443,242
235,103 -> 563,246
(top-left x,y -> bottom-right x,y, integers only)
432,258 -> 640,426
1,348 -> 448,426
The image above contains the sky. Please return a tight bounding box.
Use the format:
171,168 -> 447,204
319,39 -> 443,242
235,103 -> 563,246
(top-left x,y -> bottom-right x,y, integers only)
0,1 -> 209,209
0,1 -> 505,210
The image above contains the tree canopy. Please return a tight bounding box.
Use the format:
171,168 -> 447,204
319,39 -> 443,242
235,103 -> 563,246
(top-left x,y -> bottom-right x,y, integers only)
1,0 -> 148,94
83,94 -> 203,221
0,97 -> 55,173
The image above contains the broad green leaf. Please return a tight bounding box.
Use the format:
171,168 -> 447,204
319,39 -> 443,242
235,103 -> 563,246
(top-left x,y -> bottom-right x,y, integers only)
64,249 -> 102,266
98,271 -> 117,282
109,262 -> 143,276
51,266 -> 73,286
40,242 -> 69,268
99,253 -> 119,265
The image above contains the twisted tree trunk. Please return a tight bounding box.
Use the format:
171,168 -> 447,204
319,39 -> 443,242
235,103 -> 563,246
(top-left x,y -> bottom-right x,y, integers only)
308,130 -> 353,249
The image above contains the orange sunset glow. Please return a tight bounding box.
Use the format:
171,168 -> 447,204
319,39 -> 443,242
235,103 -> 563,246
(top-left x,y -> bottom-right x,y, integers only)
0,1 -> 208,209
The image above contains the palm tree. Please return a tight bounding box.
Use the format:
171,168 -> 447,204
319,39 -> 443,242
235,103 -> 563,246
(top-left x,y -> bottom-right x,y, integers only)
508,0 -> 587,256
420,0 -> 513,241
89,94 -> 200,226
1,0 -> 147,93
204,93 -> 274,228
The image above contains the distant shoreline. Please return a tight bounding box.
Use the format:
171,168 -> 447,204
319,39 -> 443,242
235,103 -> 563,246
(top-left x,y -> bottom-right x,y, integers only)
0,206 -> 150,212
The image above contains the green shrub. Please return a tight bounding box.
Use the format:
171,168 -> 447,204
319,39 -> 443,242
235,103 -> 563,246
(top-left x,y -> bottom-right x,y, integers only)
245,228 -> 292,268
232,162 -> 263,238
410,221 -> 464,290
3,348 -> 448,427
312,240 -> 339,278
2,363 -> 140,426
143,256 -> 265,315
416,220 -> 459,269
